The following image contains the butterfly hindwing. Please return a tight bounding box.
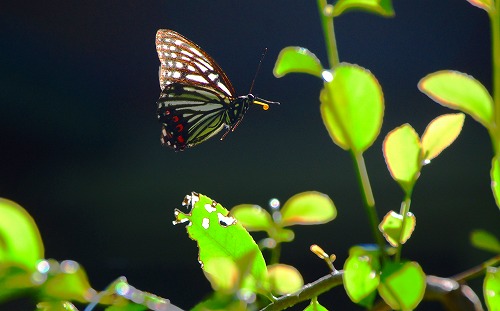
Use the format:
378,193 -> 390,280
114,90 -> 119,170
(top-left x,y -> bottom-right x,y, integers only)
157,83 -> 232,150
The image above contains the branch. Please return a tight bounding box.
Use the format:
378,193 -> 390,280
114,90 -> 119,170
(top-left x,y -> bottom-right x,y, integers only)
259,271 -> 485,311
259,271 -> 344,311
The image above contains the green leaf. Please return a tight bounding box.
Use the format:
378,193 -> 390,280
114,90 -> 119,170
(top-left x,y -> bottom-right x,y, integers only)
485,267 -> 500,311
303,297 -> 329,311
204,257 -> 240,293
343,247 -> 380,306
465,0 -> 494,11
279,191 -> 336,226
230,204 -> 273,232
320,63 -> 384,153
37,260 -> 92,303
421,113 -> 465,162
0,198 -> 44,270
379,211 -> 416,247
0,264 -> 35,302
419,70 -> 494,129
333,0 -> 395,17
36,301 -> 79,311
267,264 -> 303,295
273,47 -> 323,78
173,192 -> 268,292
378,261 -> 426,310
383,124 -> 422,194
491,156 -> 500,210
471,230 -> 500,253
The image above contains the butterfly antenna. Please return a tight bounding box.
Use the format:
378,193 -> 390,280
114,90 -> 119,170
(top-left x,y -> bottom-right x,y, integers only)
249,48 -> 268,94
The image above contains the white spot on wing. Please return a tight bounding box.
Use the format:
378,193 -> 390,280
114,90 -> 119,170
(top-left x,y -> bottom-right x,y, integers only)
186,74 -> 208,84
217,82 -> 232,96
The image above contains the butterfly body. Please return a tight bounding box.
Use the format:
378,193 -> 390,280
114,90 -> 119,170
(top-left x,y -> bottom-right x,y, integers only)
155,29 -> 277,151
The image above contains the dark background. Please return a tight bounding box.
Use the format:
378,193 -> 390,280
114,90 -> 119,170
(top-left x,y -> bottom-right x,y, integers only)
1,1 -> 498,310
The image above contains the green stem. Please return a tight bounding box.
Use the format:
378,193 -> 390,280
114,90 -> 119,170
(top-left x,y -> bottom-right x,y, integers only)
352,152 -> 387,262
317,0 -> 340,68
492,3 -> 500,154
270,242 -> 281,265
395,197 -> 412,263
451,254 -> 500,282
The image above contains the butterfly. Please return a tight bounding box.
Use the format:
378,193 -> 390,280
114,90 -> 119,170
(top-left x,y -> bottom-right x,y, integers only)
155,29 -> 279,151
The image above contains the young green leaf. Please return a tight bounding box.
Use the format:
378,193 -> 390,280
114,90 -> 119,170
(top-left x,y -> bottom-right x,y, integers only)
491,156 -> 500,210
471,230 -> 500,253
485,267 -> 500,311
333,0 -> 395,17
343,247 -> 380,306
230,204 -> 273,232
419,70 -> 494,129
204,257 -> 240,293
465,0 -> 493,11
379,211 -> 416,247
38,260 -> 92,303
0,198 -> 44,271
378,261 -> 426,310
173,192 -> 268,293
267,264 -> 304,295
320,63 -> 384,153
36,301 -> 79,311
421,113 -> 465,162
303,297 -> 329,311
279,191 -> 336,226
273,47 -> 323,78
382,124 -> 422,194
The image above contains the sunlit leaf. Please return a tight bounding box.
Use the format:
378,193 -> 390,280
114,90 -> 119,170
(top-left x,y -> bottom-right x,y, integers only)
268,264 -> 304,295
191,294 -> 246,311
38,260 -> 92,303
36,301 -> 79,311
485,267 -> 500,311
379,211 -> 416,247
491,156 -> 500,210
378,261 -> 426,310
173,192 -> 268,292
280,191 -> 336,226
419,71 -> 494,129
303,297 -> 329,311
343,247 -> 380,307
465,0 -> 493,11
383,124 -> 422,194
421,113 -> 465,161
333,0 -> 395,17
273,47 -> 323,78
0,198 -> 44,270
471,230 -> 500,253
230,204 -> 273,232
320,63 -> 384,153
0,264 -> 35,302
204,257 -> 239,293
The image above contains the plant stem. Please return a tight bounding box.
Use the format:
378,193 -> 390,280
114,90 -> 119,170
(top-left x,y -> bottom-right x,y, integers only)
317,0 -> 340,68
270,242 -> 281,265
352,152 -> 387,262
395,197 -> 412,263
259,271 -> 344,311
451,254 -> 500,282
491,3 -> 500,153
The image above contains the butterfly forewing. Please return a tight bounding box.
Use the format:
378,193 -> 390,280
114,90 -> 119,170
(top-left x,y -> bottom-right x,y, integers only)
156,29 -> 236,98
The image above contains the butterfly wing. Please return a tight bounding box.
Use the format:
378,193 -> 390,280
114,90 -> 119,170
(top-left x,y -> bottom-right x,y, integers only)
157,83 -> 233,151
156,29 -> 236,98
